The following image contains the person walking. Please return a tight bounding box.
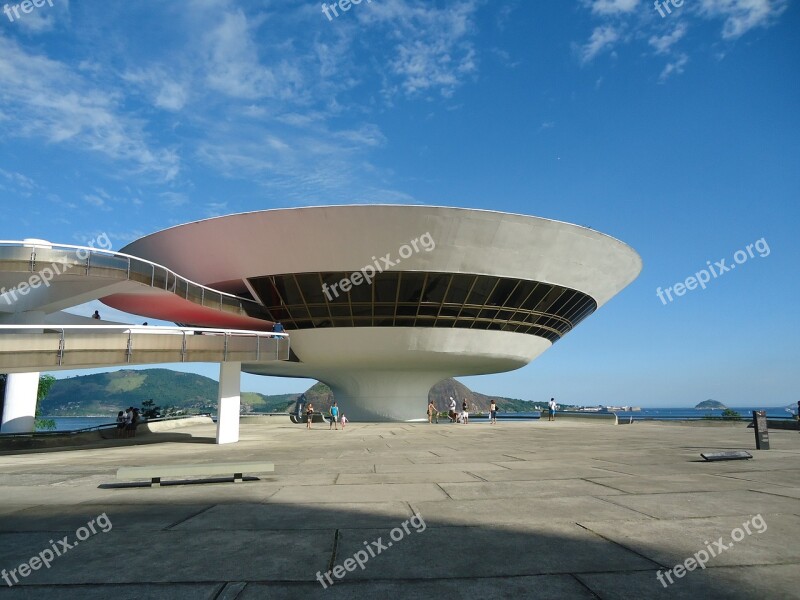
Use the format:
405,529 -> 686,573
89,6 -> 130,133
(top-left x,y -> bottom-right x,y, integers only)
489,400 -> 497,424
330,401 -> 339,430
449,397 -> 457,423
548,397 -> 556,422
340,414 -> 348,429
306,403 -> 314,429
462,399 -> 469,424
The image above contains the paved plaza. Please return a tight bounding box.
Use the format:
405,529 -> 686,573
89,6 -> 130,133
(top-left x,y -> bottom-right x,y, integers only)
0,419 -> 798,599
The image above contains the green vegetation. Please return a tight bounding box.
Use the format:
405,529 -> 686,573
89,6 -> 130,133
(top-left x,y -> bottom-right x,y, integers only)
35,374 -> 57,430
38,369 -> 298,417
721,408 -> 742,420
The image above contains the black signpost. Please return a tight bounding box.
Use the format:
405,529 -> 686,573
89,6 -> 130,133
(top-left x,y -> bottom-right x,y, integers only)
752,410 -> 770,450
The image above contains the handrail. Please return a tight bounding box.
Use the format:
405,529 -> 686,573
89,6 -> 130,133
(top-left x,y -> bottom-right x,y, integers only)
0,324 -> 288,337
0,240 -> 264,313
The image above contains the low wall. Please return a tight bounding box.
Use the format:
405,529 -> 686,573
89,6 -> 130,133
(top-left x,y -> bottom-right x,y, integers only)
552,411 -> 618,424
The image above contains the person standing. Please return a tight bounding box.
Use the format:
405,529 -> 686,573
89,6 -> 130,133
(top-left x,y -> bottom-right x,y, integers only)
115,411 -> 126,438
340,414 -> 348,429
449,397 -> 457,423
489,400 -> 497,424
306,403 -> 314,429
330,401 -> 339,430
548,398 -> 556,422
427,401 -> 438,424
462,399 -> 469,424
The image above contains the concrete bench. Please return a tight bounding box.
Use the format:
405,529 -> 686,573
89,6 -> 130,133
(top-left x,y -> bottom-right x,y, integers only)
116,461 -> 274,487
289,413 -> 329,424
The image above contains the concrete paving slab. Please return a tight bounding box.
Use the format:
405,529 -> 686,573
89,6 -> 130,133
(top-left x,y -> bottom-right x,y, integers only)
238,574 -> 597,599
269,483 -> 448,503
375,462 -> 508,474
412,496 -> 654,527
715,469 -> 800,487
337,471 -> 483,484
603,489 -> 800,518
749,486 -> 800,500
579,514 -> 800,568
0,583 -> 224,599
172,502 -> 415,531
332,523 -> 657,580
439,479 -> 625,500
1,529 -> 332,584
469,467 -> 620,481
584,474 -> 755,494
0,503 -> 210,532
577,563 -> 800,600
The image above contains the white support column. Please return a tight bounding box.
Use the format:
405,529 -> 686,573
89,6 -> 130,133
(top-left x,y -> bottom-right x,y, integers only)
216,361 -> 241,445
1,372 -> 40,434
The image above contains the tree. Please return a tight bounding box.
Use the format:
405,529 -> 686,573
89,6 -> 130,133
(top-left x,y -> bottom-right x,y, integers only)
36,374 -> 57,430
141,399 -> 160,419
721,408 -> 742,420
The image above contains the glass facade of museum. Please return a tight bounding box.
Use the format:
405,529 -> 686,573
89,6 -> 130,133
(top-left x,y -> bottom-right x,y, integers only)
248,272 -> 597,342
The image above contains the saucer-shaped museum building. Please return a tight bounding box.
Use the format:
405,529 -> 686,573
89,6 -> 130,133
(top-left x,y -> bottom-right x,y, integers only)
103,206 -> 642,421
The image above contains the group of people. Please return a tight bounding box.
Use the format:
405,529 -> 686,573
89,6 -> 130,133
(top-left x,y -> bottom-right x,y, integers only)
115,407 -> 141,438
428,397 -> 500,424
304,401 -> 348,430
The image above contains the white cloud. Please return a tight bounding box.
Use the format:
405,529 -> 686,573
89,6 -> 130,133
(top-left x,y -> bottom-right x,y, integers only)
649,22 -> 688,54
122,68 -> 189,111
0,37 -> 179,182
699,0 -> 788,39
588,0 -> 640,15
659,53 -> 689,82
358,0 -> 480,97
581,26 -> 621,64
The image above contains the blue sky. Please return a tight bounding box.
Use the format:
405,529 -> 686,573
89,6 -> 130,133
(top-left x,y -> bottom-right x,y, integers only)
1,0 -> 797,407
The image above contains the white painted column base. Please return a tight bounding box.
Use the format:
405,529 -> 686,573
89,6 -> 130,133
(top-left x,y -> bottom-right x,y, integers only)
1,372 -> 40,434
216,362 -> 241,444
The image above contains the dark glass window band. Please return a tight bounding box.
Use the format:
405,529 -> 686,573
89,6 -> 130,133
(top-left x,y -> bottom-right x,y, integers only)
247,272 -> 597,343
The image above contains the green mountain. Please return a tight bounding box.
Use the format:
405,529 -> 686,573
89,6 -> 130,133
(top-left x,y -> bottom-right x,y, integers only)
39,369 -> 544,417
40,369 -> 297,417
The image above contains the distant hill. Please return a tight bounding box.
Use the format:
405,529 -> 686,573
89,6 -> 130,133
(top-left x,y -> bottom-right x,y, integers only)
40,369 -> 298,417
695,399 -> 726,409
40,369 -> 542,417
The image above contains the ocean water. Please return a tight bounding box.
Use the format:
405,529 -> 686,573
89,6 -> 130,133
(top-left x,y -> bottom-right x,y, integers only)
619,407 -> 796,421
469,407 -> 796,422
38,416 -> 115,432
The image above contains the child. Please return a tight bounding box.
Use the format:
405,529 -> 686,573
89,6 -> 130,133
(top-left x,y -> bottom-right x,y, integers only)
340,414 -> 348,429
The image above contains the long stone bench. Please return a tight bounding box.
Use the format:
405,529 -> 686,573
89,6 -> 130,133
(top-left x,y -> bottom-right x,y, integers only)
116,461 -> 274,487
553,411 -> 619,424
289,412 -> 329,424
